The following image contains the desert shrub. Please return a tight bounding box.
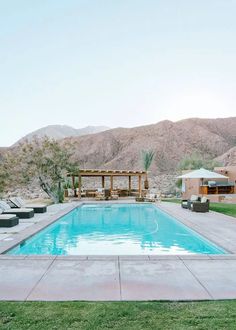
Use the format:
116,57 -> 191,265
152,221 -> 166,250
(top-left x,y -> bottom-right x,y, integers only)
2,137 -> 79,203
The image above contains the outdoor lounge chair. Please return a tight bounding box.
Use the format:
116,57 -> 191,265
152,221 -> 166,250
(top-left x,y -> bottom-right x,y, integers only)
95,188 -> 105,200
190,197 -> 209,213
8,197 -> 47,213
145,193 -> 157,202
0,209 -> 19,227
144,192 -> 161,203
76,188 -> 86,198
0,201 -> 34,219
110,190 -> 119,200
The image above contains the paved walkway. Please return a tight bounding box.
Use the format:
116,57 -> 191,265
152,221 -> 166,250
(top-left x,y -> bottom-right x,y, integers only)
0,203 -> 74,243
1,201 -> 236,301
1,254 -> 236,301
158,202 -> 236,253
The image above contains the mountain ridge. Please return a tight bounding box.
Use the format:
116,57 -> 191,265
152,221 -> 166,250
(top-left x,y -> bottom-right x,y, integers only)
12,125 -> 110,146
1,117 -> 236,173
62,117 -> 236,172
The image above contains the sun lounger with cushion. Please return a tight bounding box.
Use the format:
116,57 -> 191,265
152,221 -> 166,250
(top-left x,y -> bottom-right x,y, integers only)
0,201 -> 34,219
0,209 -> 19,227
8,197 -> 47,213
0,214 -> 19,227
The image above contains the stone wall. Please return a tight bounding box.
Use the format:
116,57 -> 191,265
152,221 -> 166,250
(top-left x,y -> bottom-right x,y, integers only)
3,173 -> 179,200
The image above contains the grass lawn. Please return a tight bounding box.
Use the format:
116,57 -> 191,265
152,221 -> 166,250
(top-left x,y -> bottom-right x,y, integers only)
209,203 -> 236,218
163,199 -> 236,218
1,301 -> 236,330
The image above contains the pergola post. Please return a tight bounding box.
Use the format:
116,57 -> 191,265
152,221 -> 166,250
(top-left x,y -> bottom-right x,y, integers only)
78,172 -> 82,199
128,175 -> 131,196
102,176 -> 105,188
138,175 -> 142,197
110,175 -> 113,191
72,175 -> 76,197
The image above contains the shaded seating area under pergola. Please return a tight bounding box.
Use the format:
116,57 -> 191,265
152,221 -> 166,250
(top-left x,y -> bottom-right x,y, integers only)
67,169 -> 147,199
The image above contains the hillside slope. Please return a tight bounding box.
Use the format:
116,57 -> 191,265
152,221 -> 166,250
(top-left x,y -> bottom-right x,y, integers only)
1,117 -> 236,174
215,146 -> 236,166
63,117 -> 236,173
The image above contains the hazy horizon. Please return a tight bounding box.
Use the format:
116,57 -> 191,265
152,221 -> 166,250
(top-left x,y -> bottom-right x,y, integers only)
1,1 -> 236,146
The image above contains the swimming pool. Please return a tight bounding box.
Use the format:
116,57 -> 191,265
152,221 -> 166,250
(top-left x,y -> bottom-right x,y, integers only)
8,204 -> 225,255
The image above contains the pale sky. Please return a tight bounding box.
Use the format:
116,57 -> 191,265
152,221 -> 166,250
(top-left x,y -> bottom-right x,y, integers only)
1,0 -> 236,146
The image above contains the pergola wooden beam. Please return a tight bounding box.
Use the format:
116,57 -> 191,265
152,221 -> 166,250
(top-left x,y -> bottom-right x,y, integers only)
68,169 -> 146,177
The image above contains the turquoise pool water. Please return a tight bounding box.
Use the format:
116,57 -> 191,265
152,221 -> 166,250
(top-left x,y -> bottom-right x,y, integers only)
8,204 -> 225,255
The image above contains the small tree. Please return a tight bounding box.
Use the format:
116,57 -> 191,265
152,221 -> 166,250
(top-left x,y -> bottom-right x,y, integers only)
141,150 -> 155,189
5,137 -> 79,203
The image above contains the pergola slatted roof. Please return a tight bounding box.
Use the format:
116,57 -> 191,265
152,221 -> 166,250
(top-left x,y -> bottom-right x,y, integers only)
68,169 -> 146,177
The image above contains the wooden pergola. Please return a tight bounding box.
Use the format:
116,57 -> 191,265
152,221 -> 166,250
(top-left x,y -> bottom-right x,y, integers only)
67,169 -> 147,198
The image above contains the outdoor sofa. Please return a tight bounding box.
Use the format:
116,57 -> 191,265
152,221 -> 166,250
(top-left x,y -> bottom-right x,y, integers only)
0,201 -> 34,219
8,197 -> 47,213
0,209 -> 19,227
190,197 -> 210,212
181,195 -> 209,212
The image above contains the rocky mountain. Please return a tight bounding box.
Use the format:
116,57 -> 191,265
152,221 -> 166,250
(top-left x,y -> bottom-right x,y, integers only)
62,117 -> 236,173
215,146 -> 236,166
13,125 -> 110,146
1,117 -> 236,175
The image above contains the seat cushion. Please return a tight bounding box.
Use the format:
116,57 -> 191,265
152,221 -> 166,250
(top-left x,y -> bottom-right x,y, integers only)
0,214 -> 17,220
4,208 -> 33,213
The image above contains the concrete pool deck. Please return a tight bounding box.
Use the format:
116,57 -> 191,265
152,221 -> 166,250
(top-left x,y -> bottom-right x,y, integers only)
0,200 -> 236,301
